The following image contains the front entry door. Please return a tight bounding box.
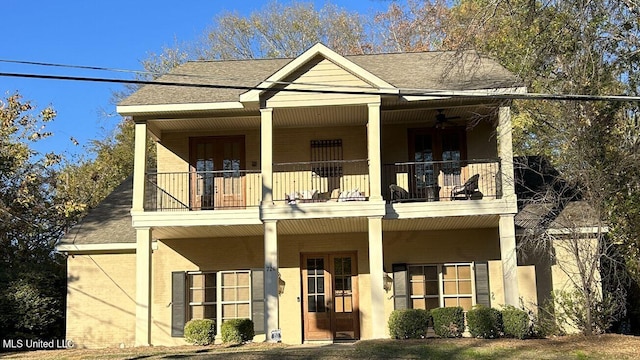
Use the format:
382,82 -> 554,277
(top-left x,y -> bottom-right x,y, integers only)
189,136 -> 245,210
302,253 -> 359,341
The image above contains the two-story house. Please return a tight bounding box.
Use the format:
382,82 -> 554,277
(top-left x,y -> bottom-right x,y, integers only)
59,43 -> 539,348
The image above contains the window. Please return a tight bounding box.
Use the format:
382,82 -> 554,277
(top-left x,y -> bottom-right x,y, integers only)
409,263 -> 474,311
175,270 -> 259,338
311,140 -> 343,192
188,272 -> 216,321
220,270 -> 251,322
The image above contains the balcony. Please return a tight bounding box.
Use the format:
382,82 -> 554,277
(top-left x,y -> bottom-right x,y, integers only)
144,170 -> 262,211
273,159 -> 370,204
382,159 -> 502,203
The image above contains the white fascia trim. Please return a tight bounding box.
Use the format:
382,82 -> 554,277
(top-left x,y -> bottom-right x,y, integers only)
516,226 -> 610,236
116,102 -> 244,115
56,242 -> 158,253
401,86 -> 528,102
239,43 -> 398,103
546,226 -> 610,235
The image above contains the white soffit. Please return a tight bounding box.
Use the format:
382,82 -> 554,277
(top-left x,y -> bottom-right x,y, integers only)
116,102 -> 245,116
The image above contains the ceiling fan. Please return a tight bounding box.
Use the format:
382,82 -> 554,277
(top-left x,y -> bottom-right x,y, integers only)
434,109 -> 460,129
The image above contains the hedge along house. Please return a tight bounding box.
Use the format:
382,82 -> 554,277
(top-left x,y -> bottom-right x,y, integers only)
58,43 -> 542,347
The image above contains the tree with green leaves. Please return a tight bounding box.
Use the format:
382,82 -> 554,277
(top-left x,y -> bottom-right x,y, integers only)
0,93 -> 67,339
440,0 -> 640,334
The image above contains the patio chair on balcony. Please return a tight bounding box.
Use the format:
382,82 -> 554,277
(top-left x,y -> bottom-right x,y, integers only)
450,174 -> 483,200
389,184 -> 411,203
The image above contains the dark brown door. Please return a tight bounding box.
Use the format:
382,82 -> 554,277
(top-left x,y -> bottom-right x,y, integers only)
302,253 -> 359,341
189,136 -> 245,210
408,128 -> 467,198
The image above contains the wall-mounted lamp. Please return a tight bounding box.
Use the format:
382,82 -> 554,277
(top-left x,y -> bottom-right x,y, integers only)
383,273 -> 393,292
278,273 -> 286,295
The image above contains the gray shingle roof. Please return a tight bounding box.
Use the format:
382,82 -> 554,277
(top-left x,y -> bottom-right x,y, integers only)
515,202 -> 601,231
59,176 -> 135,245
119,50 -> 522,107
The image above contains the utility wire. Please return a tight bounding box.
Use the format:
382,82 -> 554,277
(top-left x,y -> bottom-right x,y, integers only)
2,57 -> 640,102
0,58 -> 396,91
2,70 -> 640,103
0,58 -> 153,76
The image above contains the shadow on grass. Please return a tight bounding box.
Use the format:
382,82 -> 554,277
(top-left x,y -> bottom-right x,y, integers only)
124,337 -> 624,360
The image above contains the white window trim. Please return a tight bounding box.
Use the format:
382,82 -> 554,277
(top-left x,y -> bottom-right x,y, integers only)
187,271 -> 217,321
186,270 -> 254,339
408,262 -> 476,310
216,270 -> 252,337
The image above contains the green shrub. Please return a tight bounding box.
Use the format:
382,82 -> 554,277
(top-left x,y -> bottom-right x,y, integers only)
502,305 -> 530,339
430,307 -> 464,338
467,305 -> 502,339
531,296 -> 564,338
220,318 -> 255,344
184,319 -> 216,345
388,309 -> 430,339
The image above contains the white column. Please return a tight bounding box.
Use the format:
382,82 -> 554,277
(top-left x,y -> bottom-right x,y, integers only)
135,227 -> 152,346
367,102 -> 383,202
368,216 -> 386,338
263,220 -> 279,340
261,108 -> 274,205
499,214 -> 519,306
497,106 -> 516,199
132,121 -> 148,212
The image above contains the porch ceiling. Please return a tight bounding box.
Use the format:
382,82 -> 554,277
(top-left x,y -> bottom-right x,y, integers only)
151,215 -> 500,240
152,224 -> 264,240
383,214 -> 500,232
145,100 -> 500,133
381,103 -> 497,126
148,115 -> 260,133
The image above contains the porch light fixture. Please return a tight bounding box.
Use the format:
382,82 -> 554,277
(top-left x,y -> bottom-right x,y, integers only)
383,273 -> 393,292
278,273 -> 286,295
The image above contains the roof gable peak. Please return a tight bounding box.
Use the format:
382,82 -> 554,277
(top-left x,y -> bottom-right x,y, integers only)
239,43 -> 397,103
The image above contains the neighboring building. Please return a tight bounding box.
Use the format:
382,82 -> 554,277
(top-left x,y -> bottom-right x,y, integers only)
59,43 -> 539,347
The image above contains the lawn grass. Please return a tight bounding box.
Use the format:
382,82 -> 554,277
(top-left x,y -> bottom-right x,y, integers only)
3,334 -> 640,360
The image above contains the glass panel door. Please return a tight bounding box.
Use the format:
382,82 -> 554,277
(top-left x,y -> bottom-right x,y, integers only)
190,136 -> 245,210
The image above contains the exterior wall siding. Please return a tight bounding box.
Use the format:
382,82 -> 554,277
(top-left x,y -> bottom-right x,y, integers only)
66,228 -> 560,347
266,57 -> 378,107
149,233 -> 371,345
384,228 -> 503,317
65,253 -> 136,349
150,237 -> 264,346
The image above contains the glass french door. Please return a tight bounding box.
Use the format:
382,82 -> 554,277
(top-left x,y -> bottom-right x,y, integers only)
301,253 -> 359,341
189,136 -> 245,210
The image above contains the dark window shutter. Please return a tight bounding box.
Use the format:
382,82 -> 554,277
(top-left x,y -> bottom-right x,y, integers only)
171,271 -> 187,337
251,269 -> 265,334
475,262 -> 491,308
392,263 -> 409,310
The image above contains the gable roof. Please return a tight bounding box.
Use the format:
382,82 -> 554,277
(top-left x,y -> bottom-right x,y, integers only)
57,176 -> 135,248
118,44 -> 522,109
513,156 -> 602,233
515,201 -> 602,231
240,43 -> 397,102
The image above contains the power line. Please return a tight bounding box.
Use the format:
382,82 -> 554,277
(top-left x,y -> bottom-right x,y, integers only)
1,70 -> 640,103
0,58 -> 152,76
0,58 -> 396,91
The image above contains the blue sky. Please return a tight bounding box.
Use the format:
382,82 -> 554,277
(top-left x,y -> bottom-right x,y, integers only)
1,0 -> 387,159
